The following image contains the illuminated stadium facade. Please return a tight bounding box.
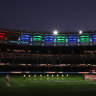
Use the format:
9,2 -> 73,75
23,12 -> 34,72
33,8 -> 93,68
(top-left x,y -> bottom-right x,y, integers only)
0,28 -> 96,74
0,29 -> 96,46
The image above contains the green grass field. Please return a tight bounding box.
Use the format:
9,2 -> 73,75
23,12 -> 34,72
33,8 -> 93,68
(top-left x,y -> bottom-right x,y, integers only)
0,75 -> 96,96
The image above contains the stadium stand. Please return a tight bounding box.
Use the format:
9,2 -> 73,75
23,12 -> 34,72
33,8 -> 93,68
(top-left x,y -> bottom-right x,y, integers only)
0,28 -> 96,74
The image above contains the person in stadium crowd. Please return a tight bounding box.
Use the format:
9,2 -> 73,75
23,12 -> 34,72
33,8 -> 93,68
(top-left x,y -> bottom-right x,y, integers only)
5,74 -> 10,87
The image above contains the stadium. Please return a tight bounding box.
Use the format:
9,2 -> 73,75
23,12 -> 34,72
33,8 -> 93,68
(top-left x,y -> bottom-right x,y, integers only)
0,28 -> 96,96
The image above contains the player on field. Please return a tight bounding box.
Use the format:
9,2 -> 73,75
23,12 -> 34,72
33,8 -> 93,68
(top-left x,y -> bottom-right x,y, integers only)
47,74 -> 49,77
47,74 -> 49,80
52,74 -> 54,78
40,74 -> 42,78
28,74 -> 31,80
62,74 -> 64,78
66,74 -> 69,78
34,74 -> 36,78
24,74 -> 26,80
57,74 -> 59,78
5,74 -> 10,87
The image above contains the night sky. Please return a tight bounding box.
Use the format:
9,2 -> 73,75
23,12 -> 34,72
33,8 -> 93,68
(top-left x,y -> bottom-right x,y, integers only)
0,0 -> 96,32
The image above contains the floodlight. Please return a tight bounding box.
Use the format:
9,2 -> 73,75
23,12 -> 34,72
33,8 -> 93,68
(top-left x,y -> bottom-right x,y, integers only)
79,30 -> 83,34
53,30 -> 58,35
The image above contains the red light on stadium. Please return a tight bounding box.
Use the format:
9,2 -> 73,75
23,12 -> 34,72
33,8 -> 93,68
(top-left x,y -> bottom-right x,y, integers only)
0,36 -> 5,39
0,33 -> 6,35
0,36 -> 5,37
0,33 -> 6,39
0,30 -> 8,40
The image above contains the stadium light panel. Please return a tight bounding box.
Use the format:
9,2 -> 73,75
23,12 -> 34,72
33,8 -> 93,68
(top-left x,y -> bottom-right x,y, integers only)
56,35 -> 66,43
44,35 -> 54,42
33,36 -> 43,42
67,35 -> 78,43
0,32 -> 6,40
91,34 -> 96,42
20,34 -> 32,44
79,34 -> 90,42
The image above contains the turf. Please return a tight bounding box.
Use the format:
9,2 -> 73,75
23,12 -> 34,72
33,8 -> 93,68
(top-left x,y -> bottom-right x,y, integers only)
0,75 -> 96,96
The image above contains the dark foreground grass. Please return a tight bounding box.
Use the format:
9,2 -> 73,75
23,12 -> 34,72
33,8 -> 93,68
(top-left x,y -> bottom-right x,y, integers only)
0,75 -> 96,96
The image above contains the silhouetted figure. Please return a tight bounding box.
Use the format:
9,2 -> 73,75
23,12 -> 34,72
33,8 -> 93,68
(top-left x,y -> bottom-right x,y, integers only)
5,74 -> 10,87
